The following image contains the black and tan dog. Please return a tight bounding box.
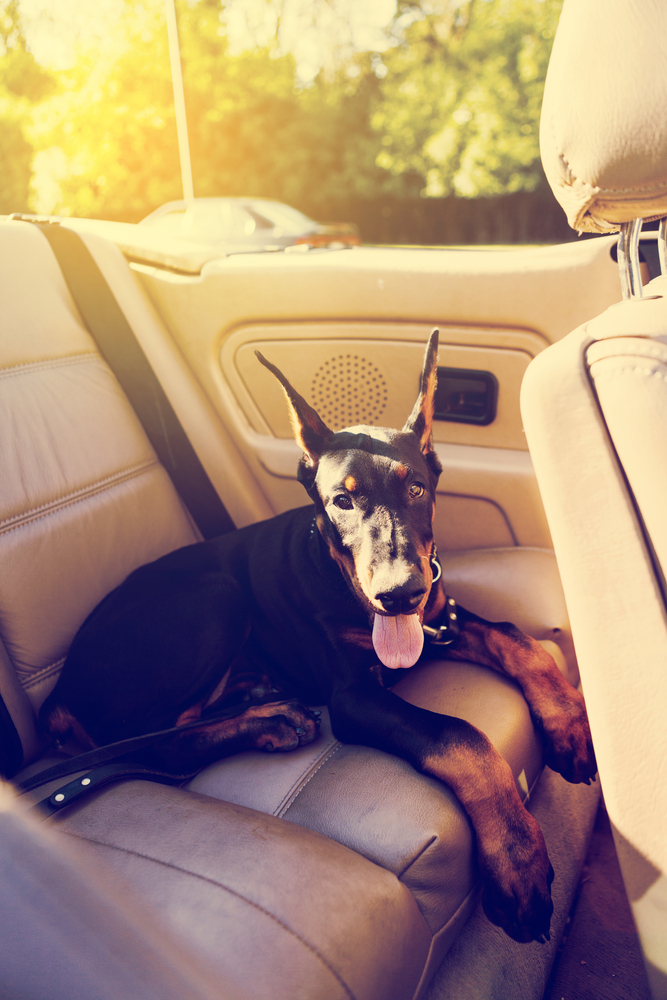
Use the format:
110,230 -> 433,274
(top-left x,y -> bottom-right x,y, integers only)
41,329 -> 596,944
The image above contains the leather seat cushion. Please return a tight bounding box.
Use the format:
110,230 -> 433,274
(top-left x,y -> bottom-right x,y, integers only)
189,657 -> 543,949
7,781 -> 430,1000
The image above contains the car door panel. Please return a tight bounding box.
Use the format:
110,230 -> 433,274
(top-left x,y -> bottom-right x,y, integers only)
122,236 -> 621,550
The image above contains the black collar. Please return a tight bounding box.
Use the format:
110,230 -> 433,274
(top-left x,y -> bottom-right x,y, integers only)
422,548 -> 460,646
309,519 -> 460,646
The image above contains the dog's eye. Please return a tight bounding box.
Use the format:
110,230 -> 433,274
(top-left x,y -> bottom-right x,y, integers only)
333,495 -> 354,510
408,482 -> 425,499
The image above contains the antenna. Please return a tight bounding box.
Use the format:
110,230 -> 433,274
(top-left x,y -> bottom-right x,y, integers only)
164,0 -> 194,201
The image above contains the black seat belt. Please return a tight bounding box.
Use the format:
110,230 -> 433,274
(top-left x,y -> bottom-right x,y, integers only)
29,220 -> 235,540
16,692 -> 285,816
2,219 -> 239,785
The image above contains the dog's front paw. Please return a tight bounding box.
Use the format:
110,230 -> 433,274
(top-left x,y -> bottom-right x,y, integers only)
244,699 -> 321,753
479,811 -> 554,944
536,687 -> 597,784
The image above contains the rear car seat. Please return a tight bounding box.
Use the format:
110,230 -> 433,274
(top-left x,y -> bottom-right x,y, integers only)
522,0 -> 667,991
0,218 -> 598,1000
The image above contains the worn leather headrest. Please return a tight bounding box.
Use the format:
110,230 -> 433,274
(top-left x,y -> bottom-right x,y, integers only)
540,0 -> 667,234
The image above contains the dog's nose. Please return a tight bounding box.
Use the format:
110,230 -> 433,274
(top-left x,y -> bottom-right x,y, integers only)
376,587 -> 426,615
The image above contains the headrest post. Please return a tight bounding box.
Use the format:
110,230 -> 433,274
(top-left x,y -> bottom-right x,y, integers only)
617,219 -> 644,300
658,218 -> 667,277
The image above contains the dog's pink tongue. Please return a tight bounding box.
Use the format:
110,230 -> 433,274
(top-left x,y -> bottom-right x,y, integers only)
372,614 -> 424,669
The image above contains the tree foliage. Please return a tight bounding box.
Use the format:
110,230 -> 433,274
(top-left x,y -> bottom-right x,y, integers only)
0,0 -> 563,224
179,3 -> 391,212
0,0 -> 57,211
376,0 -> 562,198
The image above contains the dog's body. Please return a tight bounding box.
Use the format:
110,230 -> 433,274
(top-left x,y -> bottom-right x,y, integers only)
41,330 -> 596,944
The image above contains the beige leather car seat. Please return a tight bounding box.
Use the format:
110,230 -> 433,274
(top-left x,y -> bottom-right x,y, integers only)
522,1 -> 667,996
0,216 -> 598,999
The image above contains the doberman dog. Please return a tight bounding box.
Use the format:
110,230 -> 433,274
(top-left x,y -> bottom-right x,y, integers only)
41,329 -> 596,944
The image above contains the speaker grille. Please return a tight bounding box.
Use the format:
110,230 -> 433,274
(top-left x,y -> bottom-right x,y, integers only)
311,354 -> 388,429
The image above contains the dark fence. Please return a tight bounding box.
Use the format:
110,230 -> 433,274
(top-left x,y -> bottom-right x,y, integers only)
303,187 -> 576,246
69,184 -> 578,247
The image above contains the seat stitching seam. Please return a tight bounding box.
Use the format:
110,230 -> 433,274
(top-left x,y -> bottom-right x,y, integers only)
0,460 -> 161,536
592,366 -> 667,381
396,835 -> 439,881
18,658 -> 66,691
62,830 -> 358,1000
0,353 -> 98,379
274,741 -> 343,818
589,344 -> 667,360
547,114 -> 599,201
548,115 -> 667,199
595,180 -> 667,196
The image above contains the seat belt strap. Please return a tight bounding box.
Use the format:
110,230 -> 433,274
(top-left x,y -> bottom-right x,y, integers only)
16,694 -> 280,816
32,221 -> 235,540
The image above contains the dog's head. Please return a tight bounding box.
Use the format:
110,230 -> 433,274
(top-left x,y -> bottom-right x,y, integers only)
256,329 -> 443,670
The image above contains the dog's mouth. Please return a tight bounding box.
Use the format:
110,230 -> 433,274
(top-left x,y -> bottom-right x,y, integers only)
323,524 -> 436,670
369,549 -> 440,670
371,611 -> 424,670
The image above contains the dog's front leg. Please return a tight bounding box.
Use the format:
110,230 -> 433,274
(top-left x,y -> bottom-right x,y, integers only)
446,608 -> 596,785
329,676 -> 554,944
141,699 -> 322,773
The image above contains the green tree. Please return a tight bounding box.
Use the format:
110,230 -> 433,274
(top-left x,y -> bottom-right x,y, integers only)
375,0 -> 562,197
179,3 -> 389,212
0,0 -> 56,212
0,114 -> 31,213
16,0 -> 563,225
28,0 -> 389,221
28,2 -> 182,220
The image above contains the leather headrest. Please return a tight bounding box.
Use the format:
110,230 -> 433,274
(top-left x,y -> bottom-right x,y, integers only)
540,0 -> 667,234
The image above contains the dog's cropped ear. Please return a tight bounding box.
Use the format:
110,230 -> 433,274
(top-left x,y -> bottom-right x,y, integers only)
255,351 -> 333,468
403,329 -> 440,459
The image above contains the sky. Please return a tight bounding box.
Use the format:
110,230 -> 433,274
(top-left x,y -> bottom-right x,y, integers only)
17,0 -> 399,83
17,0 -> 126,69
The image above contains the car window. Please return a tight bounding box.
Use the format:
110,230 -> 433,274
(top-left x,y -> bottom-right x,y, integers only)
247,200 -> 313,235
146,211 -> 188,234
185,201 -> 249,239
244,207 -> 274,231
